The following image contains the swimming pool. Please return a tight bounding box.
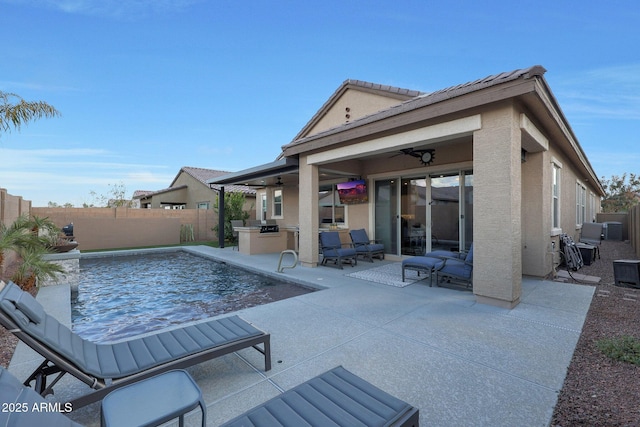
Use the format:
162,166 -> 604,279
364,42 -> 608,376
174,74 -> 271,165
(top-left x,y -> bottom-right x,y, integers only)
72,251 -> 312,343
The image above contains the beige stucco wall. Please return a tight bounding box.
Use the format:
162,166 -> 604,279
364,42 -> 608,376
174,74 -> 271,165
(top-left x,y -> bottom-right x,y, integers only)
0,188 -> 31,226
306,89 -> 408,137
473,104 -> 523,307
32,207 -> 217,249
172,173 -> 215,208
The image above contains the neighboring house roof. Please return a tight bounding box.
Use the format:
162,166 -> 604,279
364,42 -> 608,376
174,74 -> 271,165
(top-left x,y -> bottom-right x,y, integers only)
175,166 -> 256,195
291,79 -> 425,142
132,190 -> 153,198
134,185 -> 188,200
135,167 -> 255,200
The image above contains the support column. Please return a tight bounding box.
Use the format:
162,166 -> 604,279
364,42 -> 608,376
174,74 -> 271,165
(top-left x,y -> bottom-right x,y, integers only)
473,105 -> 522,308
298,157 -> 319,267
218,186 -> 225,248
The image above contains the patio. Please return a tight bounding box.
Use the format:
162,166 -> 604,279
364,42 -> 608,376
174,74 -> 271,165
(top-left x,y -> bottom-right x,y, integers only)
8,246 -> 594,426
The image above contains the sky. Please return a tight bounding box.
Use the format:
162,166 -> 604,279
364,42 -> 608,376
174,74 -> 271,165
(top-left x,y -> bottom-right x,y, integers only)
0,0 -> 639,207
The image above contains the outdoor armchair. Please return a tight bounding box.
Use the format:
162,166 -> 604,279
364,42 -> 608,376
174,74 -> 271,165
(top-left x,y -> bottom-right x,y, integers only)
435,243 -> 474,288
319,231 -> 357,269
349,228 -> 385,262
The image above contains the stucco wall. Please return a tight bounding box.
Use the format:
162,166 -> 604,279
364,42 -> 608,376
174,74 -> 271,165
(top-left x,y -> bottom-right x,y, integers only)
32,207 -> 217,250
0,188 -> 31,226
307,89 -> 407,137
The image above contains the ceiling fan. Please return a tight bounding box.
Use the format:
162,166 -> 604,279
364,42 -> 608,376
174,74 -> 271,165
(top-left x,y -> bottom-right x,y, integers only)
392,148 -> 435,166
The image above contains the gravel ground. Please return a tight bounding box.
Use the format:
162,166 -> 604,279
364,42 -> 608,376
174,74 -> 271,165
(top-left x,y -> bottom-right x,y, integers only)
2,242 -> 639,425
551,240 -> 640,426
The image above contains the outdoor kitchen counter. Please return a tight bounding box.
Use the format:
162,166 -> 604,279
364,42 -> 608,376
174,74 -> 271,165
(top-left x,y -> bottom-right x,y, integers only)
236,226 -> 294,255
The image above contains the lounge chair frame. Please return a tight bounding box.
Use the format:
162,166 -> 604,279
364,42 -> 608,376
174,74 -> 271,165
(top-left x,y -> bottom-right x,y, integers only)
0,282 -> 271,410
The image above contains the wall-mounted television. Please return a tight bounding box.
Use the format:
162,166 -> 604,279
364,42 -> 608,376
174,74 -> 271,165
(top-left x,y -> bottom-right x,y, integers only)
336,179 -> 368,205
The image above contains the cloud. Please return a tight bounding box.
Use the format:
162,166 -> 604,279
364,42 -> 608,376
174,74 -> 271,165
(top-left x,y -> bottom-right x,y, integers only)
556,63 -> 640,121
2,0 -> 203,19
0,147 -> 174,206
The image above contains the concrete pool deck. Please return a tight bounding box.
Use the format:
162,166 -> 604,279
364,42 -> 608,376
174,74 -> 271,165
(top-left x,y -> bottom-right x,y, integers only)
8,245 -> 595,426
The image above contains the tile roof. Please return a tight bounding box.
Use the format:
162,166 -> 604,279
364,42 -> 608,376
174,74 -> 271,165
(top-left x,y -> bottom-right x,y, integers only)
283,65 -> 547,149
178,167 -> 256,195
135,167 -> 256,199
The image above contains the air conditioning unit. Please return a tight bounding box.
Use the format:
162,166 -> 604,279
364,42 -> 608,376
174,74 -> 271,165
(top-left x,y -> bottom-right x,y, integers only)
613,260 -> 640,288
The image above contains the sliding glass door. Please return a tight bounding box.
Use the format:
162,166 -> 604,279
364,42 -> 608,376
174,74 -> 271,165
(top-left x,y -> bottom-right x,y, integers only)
374,171 -> 472,256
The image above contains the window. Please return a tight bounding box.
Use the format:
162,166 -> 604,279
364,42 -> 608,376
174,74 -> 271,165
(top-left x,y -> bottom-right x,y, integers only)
576,181 -> 586,226
318,185 -> 345,226
272,189 -> 283,218
197,202 -> 209,209
260,193 -> 267,221
589,192 -> 597,223
552,162 -> 561,230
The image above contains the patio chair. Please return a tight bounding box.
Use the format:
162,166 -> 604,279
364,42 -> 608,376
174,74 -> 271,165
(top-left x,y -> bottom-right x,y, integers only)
319,231 -> 357,269
579,222 -> 603,259
349,228 -> 385,262
435,243 -> 474,288
230,220 -> 244,251
220,366 -> 419,427
0,281 -> 271,410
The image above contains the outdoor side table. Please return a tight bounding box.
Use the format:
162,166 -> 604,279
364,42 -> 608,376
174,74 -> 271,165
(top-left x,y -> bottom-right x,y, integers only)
101,370 -> 206,427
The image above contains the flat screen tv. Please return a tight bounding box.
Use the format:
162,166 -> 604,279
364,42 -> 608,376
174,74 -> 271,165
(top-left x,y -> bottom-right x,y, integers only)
336,179 -> 368,204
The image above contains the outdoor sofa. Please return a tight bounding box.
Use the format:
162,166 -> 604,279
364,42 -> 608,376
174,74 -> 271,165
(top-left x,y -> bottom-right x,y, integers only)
0,281 -> 271,410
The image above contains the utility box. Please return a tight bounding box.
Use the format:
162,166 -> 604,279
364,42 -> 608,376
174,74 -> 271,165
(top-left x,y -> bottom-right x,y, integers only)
613,260 -> 640,288
604,221 -> 623,241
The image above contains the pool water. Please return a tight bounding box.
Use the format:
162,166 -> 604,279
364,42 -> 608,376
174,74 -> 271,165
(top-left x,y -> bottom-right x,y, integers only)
72,251 -> 312,342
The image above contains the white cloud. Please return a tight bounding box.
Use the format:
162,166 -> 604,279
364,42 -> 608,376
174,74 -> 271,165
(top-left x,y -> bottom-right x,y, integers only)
556,63 -> 640,121
0,147 -> 174,206
1,0 -> 203,19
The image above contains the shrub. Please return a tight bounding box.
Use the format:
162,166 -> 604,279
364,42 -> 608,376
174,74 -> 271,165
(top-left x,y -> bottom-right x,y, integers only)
597,335 -> 640,366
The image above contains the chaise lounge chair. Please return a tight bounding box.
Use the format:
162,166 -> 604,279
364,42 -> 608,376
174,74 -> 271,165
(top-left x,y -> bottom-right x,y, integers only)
0,281 -> 271,410
349,229 -> 385,262
1,365 -> 419,427
401,244 -> 473,284
320,231 -> 357,269
220,366 -> 420,426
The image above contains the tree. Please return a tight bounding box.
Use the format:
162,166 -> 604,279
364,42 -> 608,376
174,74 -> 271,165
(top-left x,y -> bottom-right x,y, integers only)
213,192 -> 252,242
601,173 -> 640,213
88,182 -> 134,207
0,91 -> 60,136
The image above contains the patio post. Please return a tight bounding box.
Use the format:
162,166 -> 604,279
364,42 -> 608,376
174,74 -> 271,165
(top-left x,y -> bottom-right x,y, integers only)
298,158 -> 319,267
473,105 -> 522,308
218,186 -> 225,248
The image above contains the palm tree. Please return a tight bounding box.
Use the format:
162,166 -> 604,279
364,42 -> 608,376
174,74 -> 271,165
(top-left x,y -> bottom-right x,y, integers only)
0,220 -> 33,279
0,216 -> 63,288
0,91 -> 60,136
11,246 -> 64,292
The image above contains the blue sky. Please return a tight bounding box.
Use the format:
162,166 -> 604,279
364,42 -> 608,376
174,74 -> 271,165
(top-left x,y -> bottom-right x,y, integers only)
1,0 -> 638,207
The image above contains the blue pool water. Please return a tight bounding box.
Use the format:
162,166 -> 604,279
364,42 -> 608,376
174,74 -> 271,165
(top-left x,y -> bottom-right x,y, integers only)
72,251 -> 311,342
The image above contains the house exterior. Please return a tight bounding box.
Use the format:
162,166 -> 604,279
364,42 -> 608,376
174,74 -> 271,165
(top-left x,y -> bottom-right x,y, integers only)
135,166 -> 255,211
209,66 -> 605,308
